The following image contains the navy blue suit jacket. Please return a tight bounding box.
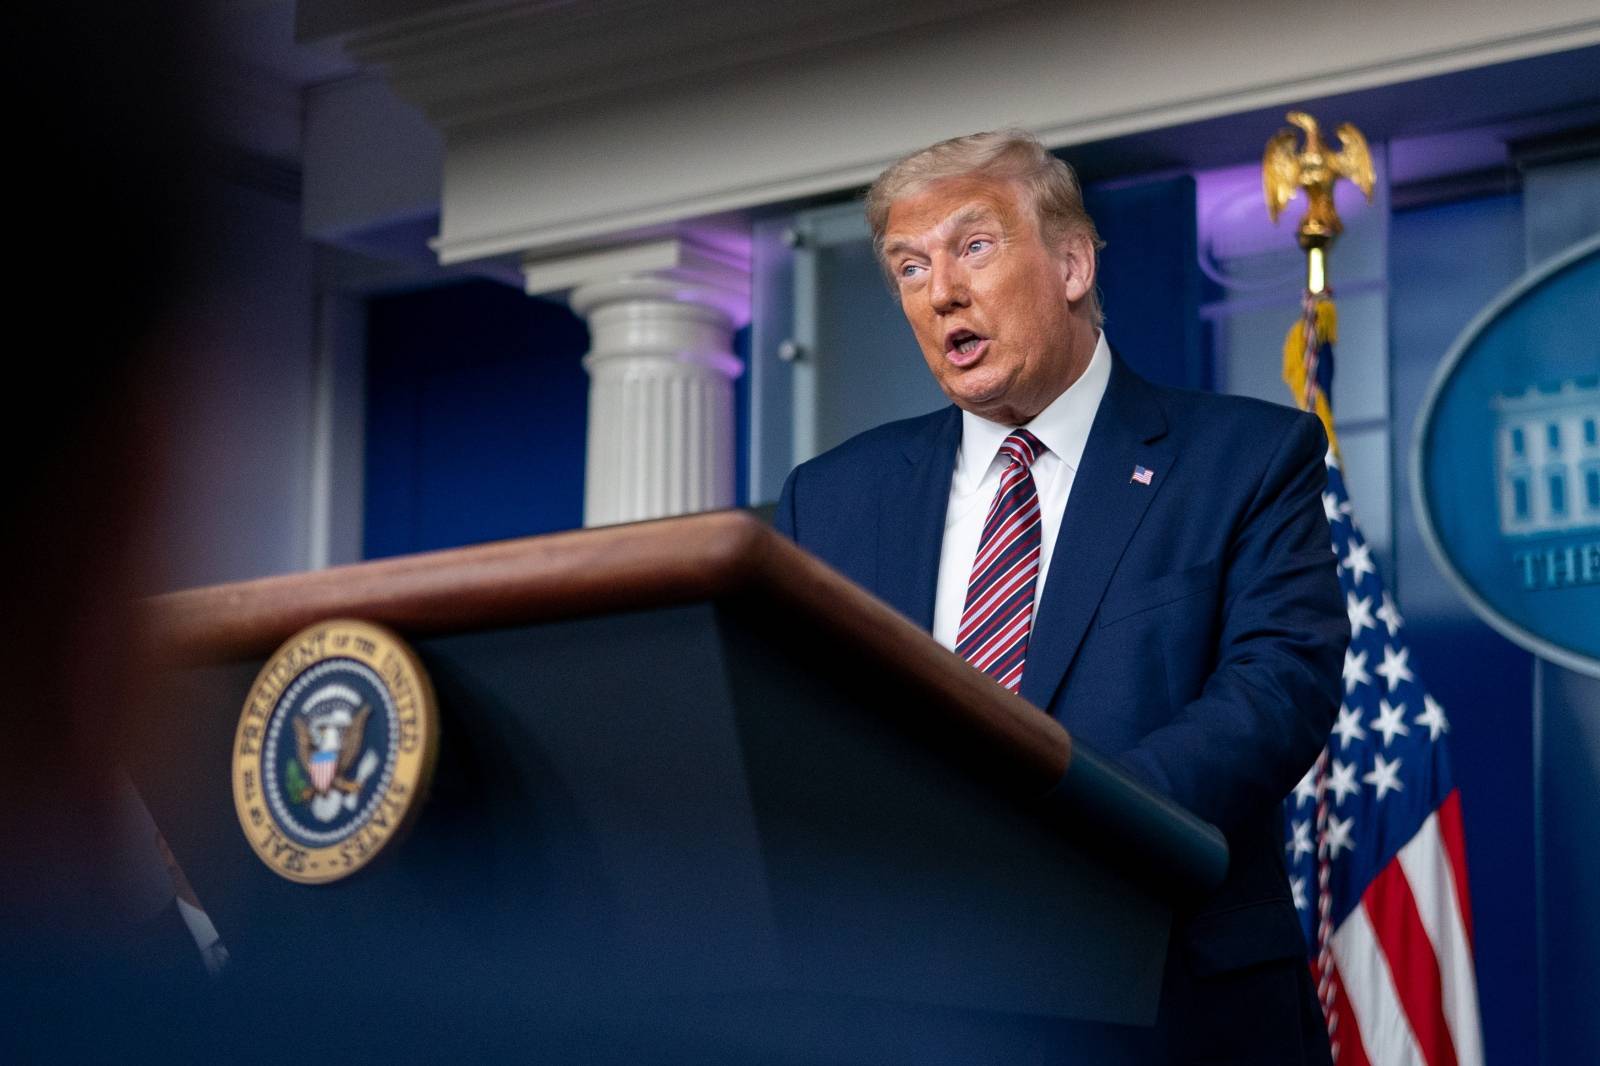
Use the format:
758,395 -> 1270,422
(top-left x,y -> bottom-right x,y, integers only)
775,357 -> 1347,1058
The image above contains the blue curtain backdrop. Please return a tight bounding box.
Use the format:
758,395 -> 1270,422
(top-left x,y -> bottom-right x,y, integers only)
1084,175 -> 1206,391
363,280 -> 590,558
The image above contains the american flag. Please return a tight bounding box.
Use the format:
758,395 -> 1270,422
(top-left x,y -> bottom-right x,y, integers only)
1131,465 -> 1154,485
1283,442 -> 1484,1065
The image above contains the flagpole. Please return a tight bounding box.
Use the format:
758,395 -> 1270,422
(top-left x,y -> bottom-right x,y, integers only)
1264,110 -> 1374,1065
1307,245 -> 1327,296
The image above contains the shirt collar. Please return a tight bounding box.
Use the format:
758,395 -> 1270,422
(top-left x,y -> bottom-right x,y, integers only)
954,331 -> 1112,492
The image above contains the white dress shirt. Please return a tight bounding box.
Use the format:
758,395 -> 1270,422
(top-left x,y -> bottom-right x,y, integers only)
931,332 -> 1112,651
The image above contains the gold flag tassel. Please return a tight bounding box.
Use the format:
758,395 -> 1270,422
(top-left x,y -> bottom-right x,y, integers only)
1282,291 -> 1341,458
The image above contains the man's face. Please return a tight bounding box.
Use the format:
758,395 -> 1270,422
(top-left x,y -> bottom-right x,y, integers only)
882,176 -> 1096,425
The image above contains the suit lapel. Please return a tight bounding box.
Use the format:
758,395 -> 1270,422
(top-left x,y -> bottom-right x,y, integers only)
876,406 -> 961,630
1020,359 -> 1175,711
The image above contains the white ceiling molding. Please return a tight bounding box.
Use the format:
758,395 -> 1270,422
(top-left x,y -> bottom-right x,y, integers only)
303,0 -> 1600,266
338,0 -> 1030,129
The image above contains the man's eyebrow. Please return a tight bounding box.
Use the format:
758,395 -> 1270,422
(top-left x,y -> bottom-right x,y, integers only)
884,204 -> 1005,258
945,205 -> 1001,232
881,236 -> 920,260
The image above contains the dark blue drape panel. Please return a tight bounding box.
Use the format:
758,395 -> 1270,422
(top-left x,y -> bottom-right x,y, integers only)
364,280 -> 590,559
734,324 -> 751,508
1084,175 -> 1206,391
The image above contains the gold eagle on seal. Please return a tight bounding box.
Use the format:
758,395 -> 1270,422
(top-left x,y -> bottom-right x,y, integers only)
285,682 -> 380,823
292,704 -> 371,801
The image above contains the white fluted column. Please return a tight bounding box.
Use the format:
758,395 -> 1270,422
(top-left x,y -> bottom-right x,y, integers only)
523,235 -> 749,527
568,272 -> 745,526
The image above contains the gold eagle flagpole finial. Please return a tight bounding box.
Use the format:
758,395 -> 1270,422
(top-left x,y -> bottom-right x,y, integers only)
1262,110 -> 1374,294
1266,111 -> 1373,456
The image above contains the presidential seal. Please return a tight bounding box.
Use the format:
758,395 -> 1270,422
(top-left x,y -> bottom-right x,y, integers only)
231,619 -> 438,884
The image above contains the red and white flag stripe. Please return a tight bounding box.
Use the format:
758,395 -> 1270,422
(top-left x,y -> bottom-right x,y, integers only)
1324,791 -> 1482,1066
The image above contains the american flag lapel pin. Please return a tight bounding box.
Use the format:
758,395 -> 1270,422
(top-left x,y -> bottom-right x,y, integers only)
1131,465 -> 1154,485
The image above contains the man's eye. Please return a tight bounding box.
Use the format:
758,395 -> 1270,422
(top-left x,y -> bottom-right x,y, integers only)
899,262 -> 924,278
966,239 -> 991,254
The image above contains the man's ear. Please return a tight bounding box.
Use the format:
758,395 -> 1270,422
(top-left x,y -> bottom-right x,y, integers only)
1057,230 -> 1097,304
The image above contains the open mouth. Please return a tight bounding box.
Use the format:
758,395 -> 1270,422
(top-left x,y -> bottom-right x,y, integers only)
945,328 -> 988,365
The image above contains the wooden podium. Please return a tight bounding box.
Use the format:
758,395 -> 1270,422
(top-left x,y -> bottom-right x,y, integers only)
134,512 -> 1226,1064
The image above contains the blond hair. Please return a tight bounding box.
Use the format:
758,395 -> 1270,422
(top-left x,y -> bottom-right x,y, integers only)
865,129 -> 1105,326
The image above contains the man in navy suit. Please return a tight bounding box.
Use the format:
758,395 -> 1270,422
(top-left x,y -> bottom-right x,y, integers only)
775,130 -> 1347,1064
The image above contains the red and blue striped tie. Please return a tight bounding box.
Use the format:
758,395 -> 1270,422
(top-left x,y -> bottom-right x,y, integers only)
955,429 -> 1044,692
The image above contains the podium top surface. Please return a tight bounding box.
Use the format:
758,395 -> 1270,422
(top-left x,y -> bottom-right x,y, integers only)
144,511 -> 1074,798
